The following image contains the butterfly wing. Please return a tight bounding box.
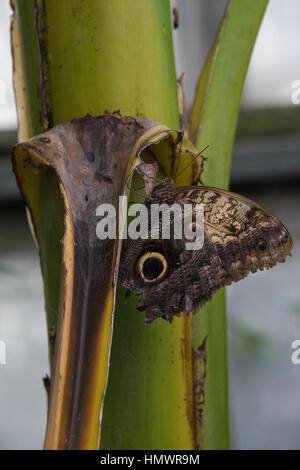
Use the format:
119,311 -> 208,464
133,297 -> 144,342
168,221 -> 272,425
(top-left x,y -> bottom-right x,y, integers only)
120,182 -> 293,323
175,185 -> 293,276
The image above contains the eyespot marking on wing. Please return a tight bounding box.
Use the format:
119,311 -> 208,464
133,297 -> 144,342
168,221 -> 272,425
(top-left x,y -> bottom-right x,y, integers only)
137,251 -> 168,284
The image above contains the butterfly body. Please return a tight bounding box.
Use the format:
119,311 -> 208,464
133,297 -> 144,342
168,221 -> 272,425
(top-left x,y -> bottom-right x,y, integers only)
120,178 -> 293,324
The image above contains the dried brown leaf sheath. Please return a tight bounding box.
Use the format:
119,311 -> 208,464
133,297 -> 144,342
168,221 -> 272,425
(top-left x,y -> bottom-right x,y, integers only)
12,113 -> 197,449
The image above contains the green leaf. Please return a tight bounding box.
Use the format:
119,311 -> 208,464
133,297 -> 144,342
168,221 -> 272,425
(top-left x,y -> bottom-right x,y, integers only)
188,0 -> 268,450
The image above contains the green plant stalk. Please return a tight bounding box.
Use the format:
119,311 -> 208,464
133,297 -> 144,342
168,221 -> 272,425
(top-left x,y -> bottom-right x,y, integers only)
189,0 -> 268,449
13,0 -> 197,449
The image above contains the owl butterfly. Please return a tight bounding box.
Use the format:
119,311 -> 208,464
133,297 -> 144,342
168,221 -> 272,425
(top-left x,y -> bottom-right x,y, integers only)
120,171 -> 293,324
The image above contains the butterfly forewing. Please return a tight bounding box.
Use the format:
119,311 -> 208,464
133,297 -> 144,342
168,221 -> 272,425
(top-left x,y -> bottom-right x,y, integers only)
174,185 -> 292,271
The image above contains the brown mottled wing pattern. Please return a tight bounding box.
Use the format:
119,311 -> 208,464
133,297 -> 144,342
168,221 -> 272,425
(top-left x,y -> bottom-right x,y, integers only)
120,179 -> 293,323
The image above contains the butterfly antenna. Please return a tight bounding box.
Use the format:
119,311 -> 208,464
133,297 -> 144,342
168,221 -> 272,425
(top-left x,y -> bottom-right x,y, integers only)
175,145 -> 209,180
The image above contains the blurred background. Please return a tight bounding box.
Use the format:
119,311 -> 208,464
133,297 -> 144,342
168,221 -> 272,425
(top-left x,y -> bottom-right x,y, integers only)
0,0 -> 299,449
